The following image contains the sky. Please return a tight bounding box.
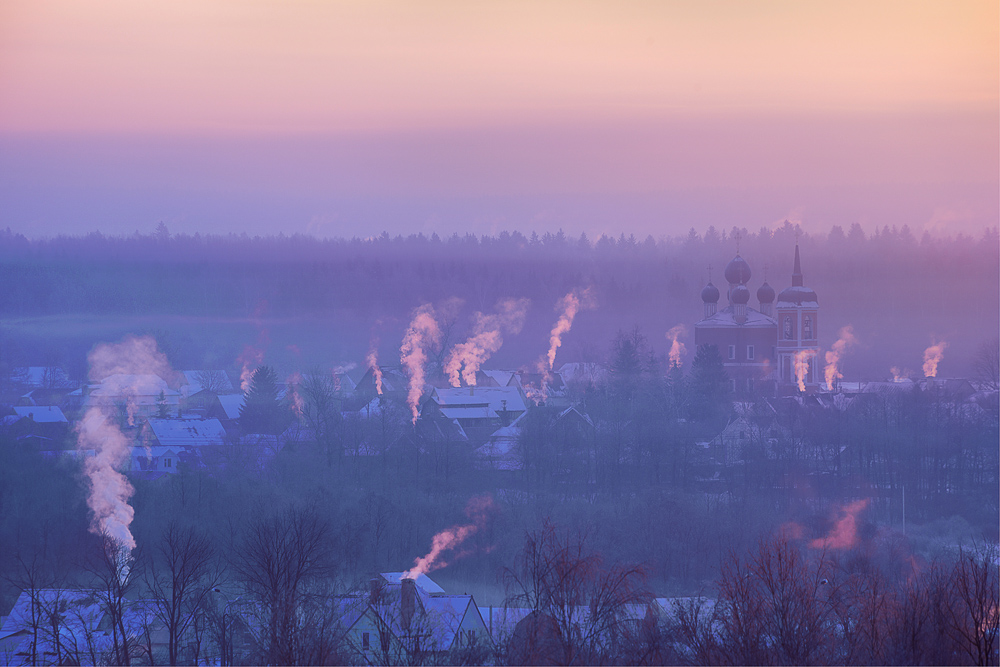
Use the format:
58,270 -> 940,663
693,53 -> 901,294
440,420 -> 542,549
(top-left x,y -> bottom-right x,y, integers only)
1,0 -> 997,239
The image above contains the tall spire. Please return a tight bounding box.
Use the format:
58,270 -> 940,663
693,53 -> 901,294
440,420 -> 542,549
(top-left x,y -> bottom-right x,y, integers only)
792,244 -> 803,287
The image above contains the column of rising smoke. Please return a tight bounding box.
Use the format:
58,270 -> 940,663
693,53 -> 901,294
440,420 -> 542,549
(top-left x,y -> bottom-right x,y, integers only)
367,345 -> 383,395
444,298 -> 529,387
547,291 -> 584,371
665,325 -> 687,368
923,340 -> 947,377
400,304 -> 442,424
794,349 -> 816,392
402,495 -> 495,579
824,325 -> 857,390
78,335 -> 174,557
286,371 -> 305,418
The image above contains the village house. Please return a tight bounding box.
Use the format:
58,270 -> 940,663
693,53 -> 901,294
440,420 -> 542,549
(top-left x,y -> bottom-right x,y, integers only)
0,589 -> 166,666
340,573 -> 491,665
131,417 -> 228,474
81,374 -> 181,420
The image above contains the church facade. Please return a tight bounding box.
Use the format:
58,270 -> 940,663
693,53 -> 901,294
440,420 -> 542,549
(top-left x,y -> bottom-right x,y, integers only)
694,244 -> 819,394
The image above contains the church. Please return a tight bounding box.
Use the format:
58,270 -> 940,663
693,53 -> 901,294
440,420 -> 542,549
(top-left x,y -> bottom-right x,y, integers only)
695,244 -> 819,394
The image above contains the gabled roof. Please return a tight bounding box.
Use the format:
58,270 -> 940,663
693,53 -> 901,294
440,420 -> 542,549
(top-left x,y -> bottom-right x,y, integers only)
431,386 -> 527,418
91,374 -> 179,398
696,305 -> 777,328
11,406 -> 67,423
216,394 -> 244,419
379,573 -> 445,594
422,595 -> 475,651
146,418 -> 227,448
557,362 -> 608,385
19,367 -> 72,388
480,370 -> 515,387
181,370 -> 235,395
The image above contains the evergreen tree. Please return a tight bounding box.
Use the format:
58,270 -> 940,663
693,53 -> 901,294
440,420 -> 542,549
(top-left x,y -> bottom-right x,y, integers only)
156,390 -> 169,418
687,344 -> 731,425
239,366 -> 287,435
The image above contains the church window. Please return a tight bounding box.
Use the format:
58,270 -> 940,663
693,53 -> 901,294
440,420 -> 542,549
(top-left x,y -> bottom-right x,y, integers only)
804,316 -> 813,339
728,345 -> 736,360
747,345 -> 755,360
783,317 -> 793,340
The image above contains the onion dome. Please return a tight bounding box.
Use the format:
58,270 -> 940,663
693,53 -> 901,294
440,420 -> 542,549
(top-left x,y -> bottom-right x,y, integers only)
731,284 -> 750,305
757,281 -> 775,303
724,254 -> 752,285
701,281 -> 720,303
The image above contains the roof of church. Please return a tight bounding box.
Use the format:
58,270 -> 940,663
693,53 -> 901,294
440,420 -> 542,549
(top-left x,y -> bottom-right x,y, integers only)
776,285 -> 819,307
696,306 -> 776,329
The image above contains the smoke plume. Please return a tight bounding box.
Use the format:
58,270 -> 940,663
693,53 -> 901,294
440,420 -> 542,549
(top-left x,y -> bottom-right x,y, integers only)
400,304 -> 442,424
367,345 -> 383,395
78,410 -> 136,550
809,499 -> 870,550
78,335 -> 175,554
923,340 -> 947,377
238,301 -> 271,392
444,298 -> 530,387
794,349 -> 816,392
546,288 -> 595,371
402,495 -> 496,579
286,371 -> 304,419
665,325 -> 687,368
824,325 -> 858,390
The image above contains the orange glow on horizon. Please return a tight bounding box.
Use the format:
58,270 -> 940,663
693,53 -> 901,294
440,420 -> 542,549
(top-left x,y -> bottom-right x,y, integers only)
0,0 -> 996,135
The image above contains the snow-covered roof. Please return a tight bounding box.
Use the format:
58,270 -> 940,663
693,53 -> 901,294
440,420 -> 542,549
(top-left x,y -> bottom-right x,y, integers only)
19,367 -> 72,388
181,370 -> 234,395
439,406 -> 495,421
481,370 -> 515,387
695,305 -> 776,328
489,412 -> 527,440
379,572 -> 446,594
11,406 -> 67,423
557,362 -> 608,385
422,595 -> 475,651
217,394 -> 244,419
91,374 -> 179,398
146,418 -> 227,448
775,285 -> 819,307
431,386 -> 527,418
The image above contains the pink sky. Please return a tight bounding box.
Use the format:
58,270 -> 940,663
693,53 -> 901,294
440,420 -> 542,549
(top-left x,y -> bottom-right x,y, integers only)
1,0 -> 996,238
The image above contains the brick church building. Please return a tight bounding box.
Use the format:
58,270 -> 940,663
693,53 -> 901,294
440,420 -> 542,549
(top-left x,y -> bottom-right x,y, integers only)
695,243 -> 819,394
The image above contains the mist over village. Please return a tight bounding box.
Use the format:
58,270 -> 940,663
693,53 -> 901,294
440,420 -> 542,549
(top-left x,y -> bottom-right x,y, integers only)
1,2 -> 998,666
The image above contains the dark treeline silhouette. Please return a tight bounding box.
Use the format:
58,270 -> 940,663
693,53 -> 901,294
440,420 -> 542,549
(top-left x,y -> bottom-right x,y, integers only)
0,222 -> 996,384
0,223 -> 996,664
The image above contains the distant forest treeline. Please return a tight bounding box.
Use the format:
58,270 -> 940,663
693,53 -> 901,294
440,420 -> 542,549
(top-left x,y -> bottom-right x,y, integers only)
0,222 -> 996,381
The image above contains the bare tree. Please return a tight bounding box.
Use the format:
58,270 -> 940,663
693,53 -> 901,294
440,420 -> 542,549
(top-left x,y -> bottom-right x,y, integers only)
300,371 -> 342,466
4,554 -> 53,666
973,337 -> 1000,390
230,504 -> 337,665
195,370 -> 231,394
502,520 -> 651,665
89,534 -> 140,667
943,544 -> 1000,666
144,522 -> 223,666
714,533 -> 837,665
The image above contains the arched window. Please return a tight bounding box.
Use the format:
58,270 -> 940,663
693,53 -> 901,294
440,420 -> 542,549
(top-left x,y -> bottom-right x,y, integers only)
804,315 -> 813,339
783,317 -> 793,340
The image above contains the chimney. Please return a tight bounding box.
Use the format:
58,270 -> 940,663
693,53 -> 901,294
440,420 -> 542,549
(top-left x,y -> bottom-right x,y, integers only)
369,578 -> 383,606
401,578 -> 416,631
